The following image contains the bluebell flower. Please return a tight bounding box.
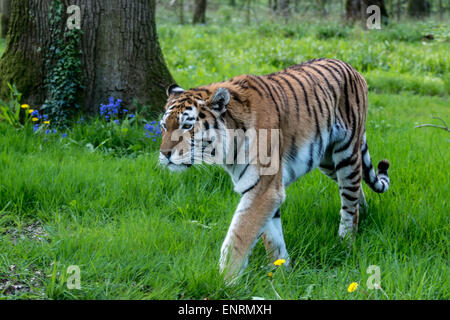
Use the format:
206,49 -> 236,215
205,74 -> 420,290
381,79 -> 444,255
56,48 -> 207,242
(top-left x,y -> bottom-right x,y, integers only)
45,129 -> 51,135
144,120 -> 162,141
33,124 -> 40,132
31,110 -> 41,119
129,114 -> 135,119
62,133 -> 68,138
114,120 -> 120,125
99,97 -> 127,121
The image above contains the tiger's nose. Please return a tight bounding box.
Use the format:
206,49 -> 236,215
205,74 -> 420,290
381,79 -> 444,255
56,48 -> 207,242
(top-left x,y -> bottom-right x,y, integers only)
161,150 -> 172,159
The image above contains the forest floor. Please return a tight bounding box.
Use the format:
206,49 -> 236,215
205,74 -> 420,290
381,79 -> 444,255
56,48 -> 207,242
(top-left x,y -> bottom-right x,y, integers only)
0,17 -> 449,299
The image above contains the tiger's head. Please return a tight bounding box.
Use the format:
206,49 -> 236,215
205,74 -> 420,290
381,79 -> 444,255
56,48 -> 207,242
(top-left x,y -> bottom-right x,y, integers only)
159,84 -> 231,172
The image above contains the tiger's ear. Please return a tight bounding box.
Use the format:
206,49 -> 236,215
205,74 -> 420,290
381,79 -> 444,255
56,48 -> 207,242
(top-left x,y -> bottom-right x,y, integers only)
210,88 -> 230,114
167,84 -> 185,97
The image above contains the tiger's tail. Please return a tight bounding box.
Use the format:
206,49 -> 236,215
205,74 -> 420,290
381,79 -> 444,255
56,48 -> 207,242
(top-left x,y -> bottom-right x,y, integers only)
361,133 -> 390,193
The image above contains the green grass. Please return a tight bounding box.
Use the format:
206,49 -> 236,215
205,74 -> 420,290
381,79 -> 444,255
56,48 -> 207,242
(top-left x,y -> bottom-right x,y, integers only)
0,17 -> 449,299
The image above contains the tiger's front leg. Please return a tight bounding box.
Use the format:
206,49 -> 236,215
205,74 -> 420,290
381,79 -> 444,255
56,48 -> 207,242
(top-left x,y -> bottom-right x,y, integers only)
219,174 -> 285,281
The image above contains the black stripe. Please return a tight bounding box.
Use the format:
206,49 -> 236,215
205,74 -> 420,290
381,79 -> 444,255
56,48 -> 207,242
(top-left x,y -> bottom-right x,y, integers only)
307,143 -> 314,172
238,164 -> 250,180
268,75 -> 290,117
320,64 -> 342,91
303,64 -> 338,104
287,135 -> 297,161
229,89 -> 244,104
189,87 -> 211,95
283,72 -> 311,117
247,83 -> 264,97
335,154 -> 358,171
362,142 -> 368,155
320,163 -> 335,171
334,109 -> 356,153
257,77 -> 281,125
278,74 -> 300,120
346,170 -> 360,181
241,177 -> 261,195
341,185 -> 360,193
341,192 -> 359,202
248,75 -> 270,97
313,87 -> 325,117
332,61 -> 355,94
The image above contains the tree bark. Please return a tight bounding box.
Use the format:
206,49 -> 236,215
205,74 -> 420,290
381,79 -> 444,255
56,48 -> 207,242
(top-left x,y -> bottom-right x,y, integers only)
346,0 -> 389,24
280,0 -> 290,17
0,0 -> 11,38
407,0 -> 430,17
179,0 -> 184,24
193,0 -> 207,24
0,0 -> 174,114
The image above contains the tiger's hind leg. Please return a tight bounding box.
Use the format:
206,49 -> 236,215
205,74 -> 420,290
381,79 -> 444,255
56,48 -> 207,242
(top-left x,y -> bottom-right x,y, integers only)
320,157 -> 367,213
261,209 -> 289,266
331,151 -> 363,239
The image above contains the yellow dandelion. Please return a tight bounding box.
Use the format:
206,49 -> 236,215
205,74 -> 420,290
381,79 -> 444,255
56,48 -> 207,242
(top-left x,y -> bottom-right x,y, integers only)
347,282 -> 358,293
32,117 -> 39,122
21,104 -> 30,109
43,121 -> 50,125
268,272 -> 273,278
28,109 -> 34,114
273,259 -> 286,267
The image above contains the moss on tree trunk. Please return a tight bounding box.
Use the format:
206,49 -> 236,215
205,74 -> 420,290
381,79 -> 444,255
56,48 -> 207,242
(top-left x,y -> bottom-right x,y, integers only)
0,0 -> 174,114
193,0 -> 207,24
0,0 -> 11,38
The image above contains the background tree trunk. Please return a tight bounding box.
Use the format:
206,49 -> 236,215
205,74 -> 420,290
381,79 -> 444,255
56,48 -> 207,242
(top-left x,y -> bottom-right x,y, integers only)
280,0 -> 291,17
346,0 -> 389,24
179,0 -> 184,24
407,0 -> 430,17
0,0 -> 174,114
245,0 -> 251,25
0,0 -> 11,38
193,0 -> 207,24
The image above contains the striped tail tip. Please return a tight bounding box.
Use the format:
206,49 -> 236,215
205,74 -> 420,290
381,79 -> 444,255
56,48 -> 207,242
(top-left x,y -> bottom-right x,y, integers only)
378,159 -> 390,174
374,159 -> 390,193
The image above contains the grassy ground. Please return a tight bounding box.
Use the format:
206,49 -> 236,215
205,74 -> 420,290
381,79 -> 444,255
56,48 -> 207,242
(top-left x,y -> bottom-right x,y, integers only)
0,16 -> 449,299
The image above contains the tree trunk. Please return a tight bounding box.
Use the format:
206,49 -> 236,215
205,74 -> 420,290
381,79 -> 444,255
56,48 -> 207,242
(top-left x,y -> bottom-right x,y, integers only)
280,0 -> 290,17
179,0 -> 184,24
0,0 -> 11,38
193,0 -> 207,24
346,0 -> 389,24
317,0 -> 326,16
0,0 -> 174,114
407,0 -> 430,17
246,0 -> 251,25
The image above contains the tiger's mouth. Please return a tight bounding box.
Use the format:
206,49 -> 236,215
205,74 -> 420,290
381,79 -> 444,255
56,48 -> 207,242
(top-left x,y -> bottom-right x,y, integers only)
167,163 -> 190,172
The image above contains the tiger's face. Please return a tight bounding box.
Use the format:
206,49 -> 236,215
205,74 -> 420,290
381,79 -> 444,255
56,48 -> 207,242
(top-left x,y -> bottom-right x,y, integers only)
159,84 -> 230,172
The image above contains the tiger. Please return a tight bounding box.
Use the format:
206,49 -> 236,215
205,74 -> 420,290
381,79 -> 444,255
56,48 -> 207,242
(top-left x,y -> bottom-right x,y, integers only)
159,58 -> 390,280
